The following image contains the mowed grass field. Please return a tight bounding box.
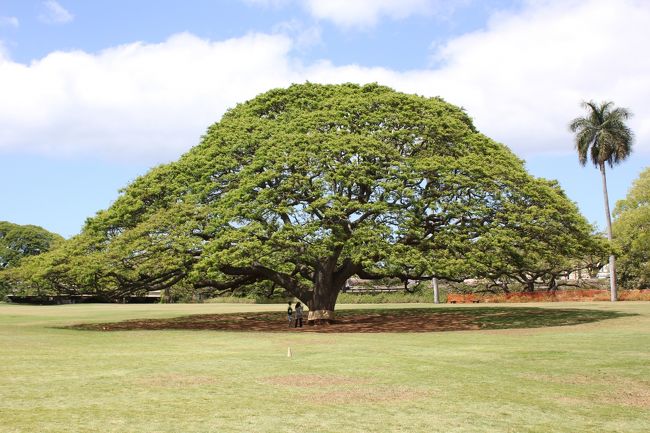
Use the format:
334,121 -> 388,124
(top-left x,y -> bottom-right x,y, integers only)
0,302 -> 648,433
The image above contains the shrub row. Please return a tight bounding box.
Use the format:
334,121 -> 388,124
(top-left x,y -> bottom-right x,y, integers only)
447,289 -> 650,303
331,292 -> 437,304
206,292 -> 439,304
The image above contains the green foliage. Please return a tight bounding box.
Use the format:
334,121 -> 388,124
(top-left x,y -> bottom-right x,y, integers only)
465,178 -> 607,290
0,221 -> 63,269
9,84 -> 603,311
613,167 -> 650,288
0,222 -> 64,298
204,296 -> 257,304
337,291 -> 439,304
569,101 -> 633,169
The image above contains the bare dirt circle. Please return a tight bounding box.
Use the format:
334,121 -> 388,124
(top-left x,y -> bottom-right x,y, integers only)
66,307 -> 626,333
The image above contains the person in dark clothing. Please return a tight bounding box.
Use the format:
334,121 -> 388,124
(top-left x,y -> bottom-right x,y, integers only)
287,302 -> 293,327
294,302 -> 303,328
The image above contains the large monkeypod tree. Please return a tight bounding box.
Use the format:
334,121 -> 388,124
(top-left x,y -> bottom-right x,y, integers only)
176,82 -> 597,320
10,83 -> 600,322
187,83 -> 534,321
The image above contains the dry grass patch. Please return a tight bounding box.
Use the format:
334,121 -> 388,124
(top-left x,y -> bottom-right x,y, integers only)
311,386 -> 432,404
260,373 -> 369,387
521,372 -> 650,408
136,373 -> 219,388
259,374 -> 430,404
607,387 -> 650,408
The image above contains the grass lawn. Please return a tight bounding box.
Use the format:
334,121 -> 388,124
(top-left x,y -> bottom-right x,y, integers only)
0,302 -> 648,433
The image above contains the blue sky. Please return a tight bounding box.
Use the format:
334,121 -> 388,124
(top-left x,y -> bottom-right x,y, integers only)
1,0 -> 649,238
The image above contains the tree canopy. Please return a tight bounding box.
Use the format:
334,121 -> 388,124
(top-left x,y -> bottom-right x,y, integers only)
0,221 -> 63,269
570,101 -> 633,169
613,167 -> 650,289
6,83 -> 603,318
0,221 -> 64,298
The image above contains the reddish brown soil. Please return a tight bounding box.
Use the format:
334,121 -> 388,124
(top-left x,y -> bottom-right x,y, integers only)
69,310 -> 479,333
66,306 -> 626,333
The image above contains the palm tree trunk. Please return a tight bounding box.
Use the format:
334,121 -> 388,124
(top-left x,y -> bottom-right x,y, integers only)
599,163 -> 617,301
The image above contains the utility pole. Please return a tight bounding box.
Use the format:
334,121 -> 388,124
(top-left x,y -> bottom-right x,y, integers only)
432,277 -> 439,304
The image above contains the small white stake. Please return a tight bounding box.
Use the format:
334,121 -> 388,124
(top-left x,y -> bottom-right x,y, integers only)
287,347 -> 292,357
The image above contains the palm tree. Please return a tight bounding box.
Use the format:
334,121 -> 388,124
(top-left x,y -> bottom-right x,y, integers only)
569,101 -> 633,301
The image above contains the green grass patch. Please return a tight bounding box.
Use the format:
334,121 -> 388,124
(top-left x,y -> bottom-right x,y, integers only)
1,302 -> 649,432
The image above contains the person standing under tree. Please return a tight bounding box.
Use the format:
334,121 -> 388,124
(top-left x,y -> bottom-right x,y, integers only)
294,302 -> 303,328
287,302 -> 293,327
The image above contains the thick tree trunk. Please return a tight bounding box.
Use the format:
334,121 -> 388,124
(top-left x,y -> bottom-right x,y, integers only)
600,163 -> 617,302
306,268 -> 343,324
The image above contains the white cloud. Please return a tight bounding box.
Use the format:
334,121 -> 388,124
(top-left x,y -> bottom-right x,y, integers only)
0,33 -> 298,161
272,19 -> 322,49
0,16 -> 19,28
39,0 -> 74,24
302,0 -> 435,28
0,0 -> 648,163
419,0 -> 650,156
244,0 -> 465,28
